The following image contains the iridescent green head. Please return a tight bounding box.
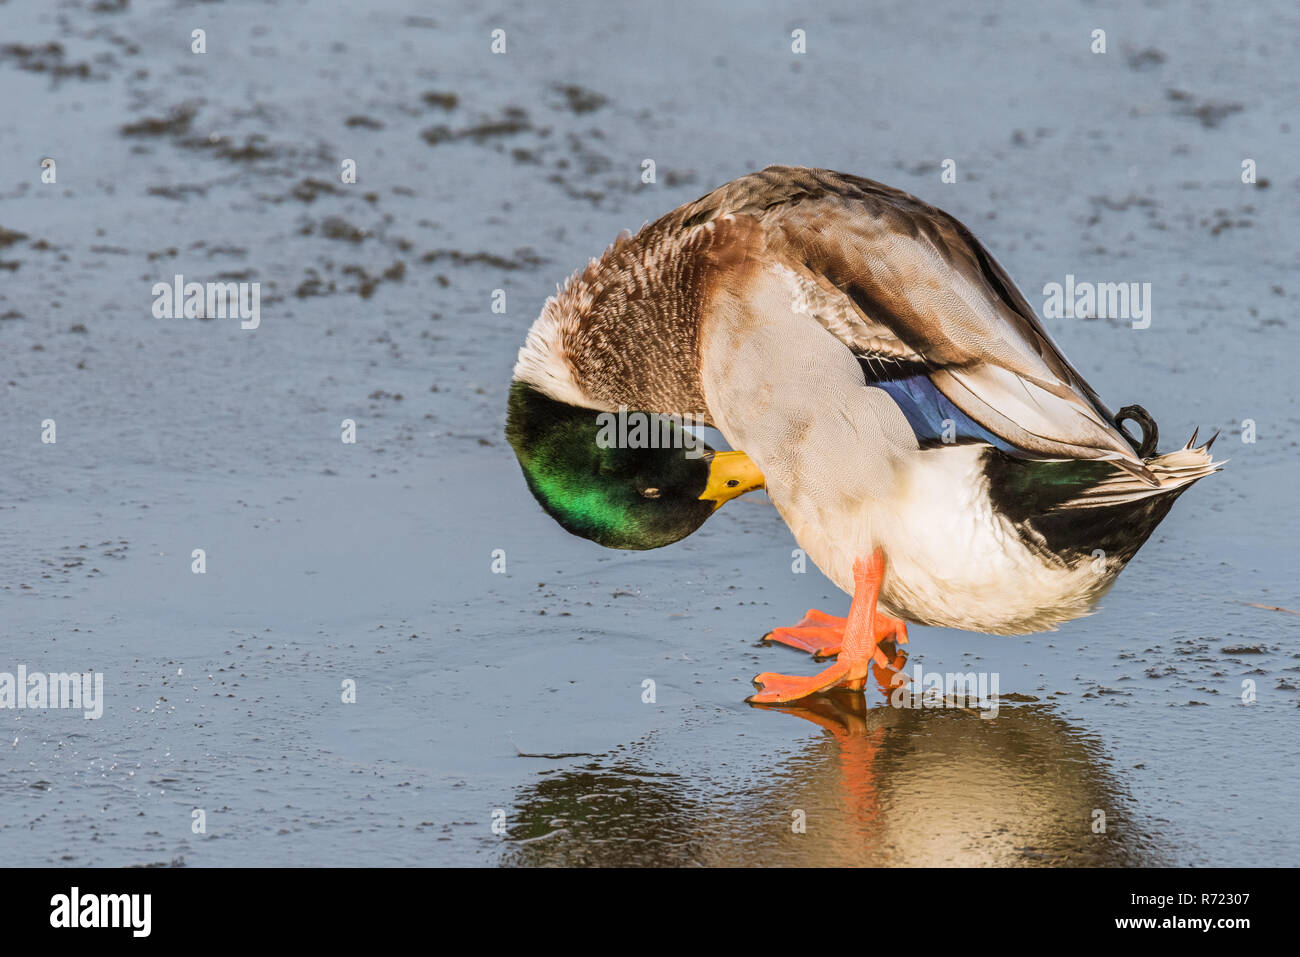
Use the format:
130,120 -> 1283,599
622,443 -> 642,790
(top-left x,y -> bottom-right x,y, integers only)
505,381 -> 763,550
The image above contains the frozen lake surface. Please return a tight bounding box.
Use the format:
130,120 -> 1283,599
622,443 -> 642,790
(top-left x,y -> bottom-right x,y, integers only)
1,0 -> 1296,865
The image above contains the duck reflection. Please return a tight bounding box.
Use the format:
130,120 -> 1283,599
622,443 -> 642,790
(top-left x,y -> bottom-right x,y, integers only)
500,649 -> 1165,866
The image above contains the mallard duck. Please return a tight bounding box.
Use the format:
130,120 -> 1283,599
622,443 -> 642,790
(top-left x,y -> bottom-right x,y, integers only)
506,167 -> 1219,703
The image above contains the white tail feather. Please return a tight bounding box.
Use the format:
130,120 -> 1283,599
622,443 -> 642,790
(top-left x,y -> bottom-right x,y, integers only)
1051,436 -> 1222,510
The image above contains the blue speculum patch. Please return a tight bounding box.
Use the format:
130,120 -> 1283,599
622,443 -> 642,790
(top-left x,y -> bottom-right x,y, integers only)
874,374 -> 1018,453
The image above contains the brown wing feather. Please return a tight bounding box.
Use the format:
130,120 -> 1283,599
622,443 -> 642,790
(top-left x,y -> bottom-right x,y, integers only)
665,166 -> 1151,478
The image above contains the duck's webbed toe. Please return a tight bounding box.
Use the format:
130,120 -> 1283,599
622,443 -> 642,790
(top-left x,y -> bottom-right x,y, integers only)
762,608 -> 849,658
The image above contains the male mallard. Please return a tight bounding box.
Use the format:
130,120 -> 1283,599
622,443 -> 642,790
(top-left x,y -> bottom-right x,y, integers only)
506,167 -> 1219,703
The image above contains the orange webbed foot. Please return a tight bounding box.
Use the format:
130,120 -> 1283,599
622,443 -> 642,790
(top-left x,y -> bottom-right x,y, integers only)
749,549 -> 906,704
748,660 -> 857,703
763,607 -> 907,660
762,608 -> 848,658
883,614 -> 909,646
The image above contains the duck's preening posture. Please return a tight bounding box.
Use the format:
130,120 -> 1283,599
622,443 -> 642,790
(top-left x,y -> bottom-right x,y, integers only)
506,167 -> 1219,703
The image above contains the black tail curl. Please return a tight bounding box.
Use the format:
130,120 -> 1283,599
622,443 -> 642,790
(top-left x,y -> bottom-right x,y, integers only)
1115,404 -> 1159,458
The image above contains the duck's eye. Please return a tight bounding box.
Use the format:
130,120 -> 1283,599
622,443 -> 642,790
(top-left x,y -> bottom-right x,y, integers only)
640,487 -> 661,499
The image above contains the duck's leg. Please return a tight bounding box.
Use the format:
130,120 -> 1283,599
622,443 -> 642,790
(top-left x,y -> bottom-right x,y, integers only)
762,601 -> 908,659
749,549 -> 895,703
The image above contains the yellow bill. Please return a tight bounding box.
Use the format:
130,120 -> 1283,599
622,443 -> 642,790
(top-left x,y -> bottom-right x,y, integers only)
700,450 -> 765,508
